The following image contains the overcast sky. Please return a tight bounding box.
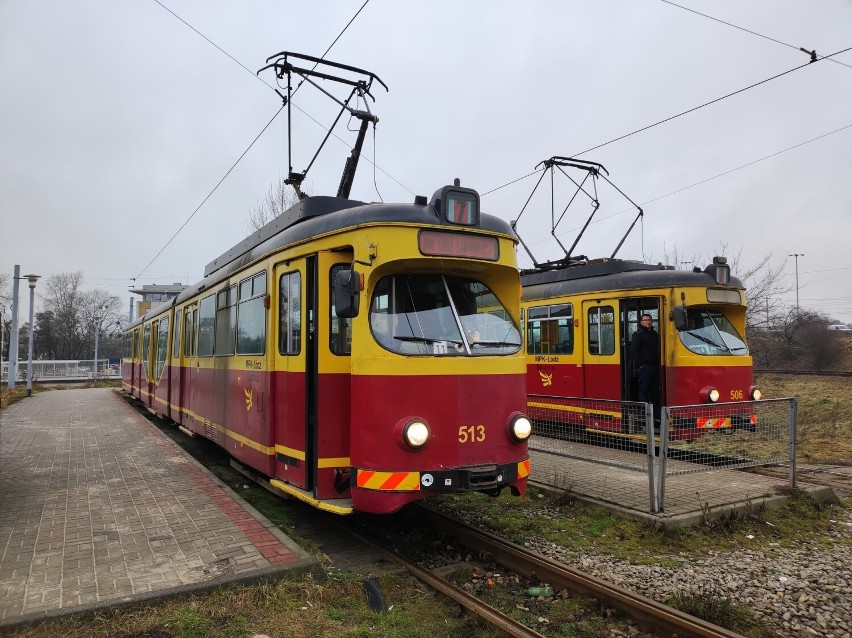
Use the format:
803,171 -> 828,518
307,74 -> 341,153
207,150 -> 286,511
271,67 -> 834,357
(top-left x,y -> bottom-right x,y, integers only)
2,1 -> 851,324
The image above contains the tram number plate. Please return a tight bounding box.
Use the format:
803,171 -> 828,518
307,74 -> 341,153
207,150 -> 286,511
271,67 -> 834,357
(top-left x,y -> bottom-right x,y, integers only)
458,425 -> 486,443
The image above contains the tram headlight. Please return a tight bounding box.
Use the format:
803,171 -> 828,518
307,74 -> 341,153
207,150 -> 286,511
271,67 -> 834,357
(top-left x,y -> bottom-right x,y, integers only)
700,386 -> 720,403
508,413 -> 532,442
750,386 -> 762,401
401,418 -> 431,450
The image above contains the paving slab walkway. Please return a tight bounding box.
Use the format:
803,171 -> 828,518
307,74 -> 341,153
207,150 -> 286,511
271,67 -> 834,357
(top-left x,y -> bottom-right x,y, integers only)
0,388 -> 316,629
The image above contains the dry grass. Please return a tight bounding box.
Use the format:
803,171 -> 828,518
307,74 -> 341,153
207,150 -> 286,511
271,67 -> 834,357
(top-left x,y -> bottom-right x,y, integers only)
757,374 -> 852,464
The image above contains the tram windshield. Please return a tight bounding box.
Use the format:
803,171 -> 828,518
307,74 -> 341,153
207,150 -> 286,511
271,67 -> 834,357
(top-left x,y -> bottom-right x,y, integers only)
370,274 -> 521,356
678,308 -> 748,356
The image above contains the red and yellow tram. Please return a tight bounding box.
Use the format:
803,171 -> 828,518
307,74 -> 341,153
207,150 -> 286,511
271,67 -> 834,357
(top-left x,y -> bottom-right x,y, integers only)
123,182 -> 531,514
521,256 -> 759,440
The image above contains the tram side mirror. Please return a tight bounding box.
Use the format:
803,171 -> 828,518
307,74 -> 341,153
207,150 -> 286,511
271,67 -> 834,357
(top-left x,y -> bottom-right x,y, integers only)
334,268 -> 361,318
673,306 -> 688,331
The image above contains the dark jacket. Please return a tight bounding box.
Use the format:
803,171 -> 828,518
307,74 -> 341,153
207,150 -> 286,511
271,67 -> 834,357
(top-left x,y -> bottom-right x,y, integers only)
631,326 -> 660,368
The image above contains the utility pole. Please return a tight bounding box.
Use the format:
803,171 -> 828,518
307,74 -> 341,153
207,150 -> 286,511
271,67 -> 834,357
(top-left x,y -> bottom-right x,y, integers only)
7,265 -> 21,389
23,274 -> 40,396
789,253 -> 804,311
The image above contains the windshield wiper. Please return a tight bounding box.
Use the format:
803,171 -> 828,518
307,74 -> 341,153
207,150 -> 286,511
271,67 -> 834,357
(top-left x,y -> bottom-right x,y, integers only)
685,330 -> 728,352
394,335 -> 462,345
471,340 -> 521,347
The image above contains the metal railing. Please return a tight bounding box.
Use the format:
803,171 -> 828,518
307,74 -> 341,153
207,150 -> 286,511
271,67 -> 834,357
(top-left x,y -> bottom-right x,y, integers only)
529,394 -> 797,513
1,360 -> 120,382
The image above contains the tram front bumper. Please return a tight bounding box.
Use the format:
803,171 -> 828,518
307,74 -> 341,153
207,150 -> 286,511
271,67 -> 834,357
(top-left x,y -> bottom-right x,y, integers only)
355,459 -> 530,493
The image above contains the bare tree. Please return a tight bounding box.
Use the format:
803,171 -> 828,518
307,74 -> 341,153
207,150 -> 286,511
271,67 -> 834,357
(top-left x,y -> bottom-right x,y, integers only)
247,175 -> 301,233
0,271 -> 10,304
654,244 -> 790,329
38,272 -> 124,360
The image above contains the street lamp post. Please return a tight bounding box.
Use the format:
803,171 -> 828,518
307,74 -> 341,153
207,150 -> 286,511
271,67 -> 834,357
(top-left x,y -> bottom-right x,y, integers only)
1,303 -> 5,366
23,274 -> 40,397
789,253 -> 804,311
93,304 -> 108,382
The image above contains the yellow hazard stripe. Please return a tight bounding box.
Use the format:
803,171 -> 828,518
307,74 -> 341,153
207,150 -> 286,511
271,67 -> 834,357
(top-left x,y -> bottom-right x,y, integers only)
356,469 -> 421,491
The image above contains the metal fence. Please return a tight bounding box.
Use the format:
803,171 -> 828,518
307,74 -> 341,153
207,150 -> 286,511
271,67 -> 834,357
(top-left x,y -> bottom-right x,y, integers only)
1,360 -> 119,382
528,393 -> 797,513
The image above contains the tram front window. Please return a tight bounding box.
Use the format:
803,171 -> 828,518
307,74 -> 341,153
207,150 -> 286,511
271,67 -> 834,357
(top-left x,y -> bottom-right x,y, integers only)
370,274 -> 521,356
678,308 -> 748,356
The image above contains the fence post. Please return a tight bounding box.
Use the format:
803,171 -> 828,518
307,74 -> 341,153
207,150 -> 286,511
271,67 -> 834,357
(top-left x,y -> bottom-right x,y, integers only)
788,398 -> 798,490
645,402 -> 656,512
657,406 -> 670,513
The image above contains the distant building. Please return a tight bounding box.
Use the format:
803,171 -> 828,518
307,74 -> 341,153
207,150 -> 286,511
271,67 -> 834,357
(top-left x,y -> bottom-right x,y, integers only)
130,283 -> 188,320
827,323 -> 852,333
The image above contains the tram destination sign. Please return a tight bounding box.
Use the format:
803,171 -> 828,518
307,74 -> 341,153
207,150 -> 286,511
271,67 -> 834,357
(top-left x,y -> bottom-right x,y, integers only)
418,230 -> 499,261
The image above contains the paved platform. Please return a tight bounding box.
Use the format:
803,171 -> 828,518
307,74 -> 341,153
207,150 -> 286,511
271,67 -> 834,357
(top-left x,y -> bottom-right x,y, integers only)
0,388 -> 317,629
529,441 -> 836,528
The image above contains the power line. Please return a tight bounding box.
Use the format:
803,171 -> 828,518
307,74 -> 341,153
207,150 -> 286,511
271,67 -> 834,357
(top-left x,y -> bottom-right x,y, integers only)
133,104 -> 285,281
658,0 -> 852,71
481,48 -> 852,199
572,45 -> 852,158
518,122 -> 852,248
135,2 -> 379,282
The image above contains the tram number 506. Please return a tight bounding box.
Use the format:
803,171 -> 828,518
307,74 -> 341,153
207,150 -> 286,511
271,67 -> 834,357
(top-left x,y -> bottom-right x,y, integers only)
730,389 -> 744,400
458,425 -> 486,443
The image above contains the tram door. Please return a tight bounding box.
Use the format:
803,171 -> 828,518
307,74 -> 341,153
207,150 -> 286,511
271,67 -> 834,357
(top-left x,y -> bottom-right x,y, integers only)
272,252 -> 353,501
272,258 -> 312,491
582,301 -> 620,400
178,304 -> 197,425
619,297 -> 661,406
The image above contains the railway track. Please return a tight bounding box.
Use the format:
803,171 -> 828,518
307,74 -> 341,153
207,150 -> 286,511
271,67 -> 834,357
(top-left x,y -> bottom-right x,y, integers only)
747,463 -> 852,498
148,403 -> 750,637
393,506 -> 745,638
755,369 -> 852,377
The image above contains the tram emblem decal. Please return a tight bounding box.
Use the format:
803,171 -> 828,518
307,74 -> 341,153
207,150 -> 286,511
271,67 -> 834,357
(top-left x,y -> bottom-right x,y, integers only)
244,389 -> 253,411
538,370 -> 553,387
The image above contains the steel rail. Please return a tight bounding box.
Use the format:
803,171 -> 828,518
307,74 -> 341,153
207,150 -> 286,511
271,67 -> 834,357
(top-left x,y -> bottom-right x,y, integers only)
755,369 -> 852,377
420,507 -> 746,638
342,520 -> 548,638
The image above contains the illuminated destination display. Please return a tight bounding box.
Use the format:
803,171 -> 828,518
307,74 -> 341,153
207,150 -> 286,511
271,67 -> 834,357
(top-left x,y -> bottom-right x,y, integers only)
418,230 -> 499,261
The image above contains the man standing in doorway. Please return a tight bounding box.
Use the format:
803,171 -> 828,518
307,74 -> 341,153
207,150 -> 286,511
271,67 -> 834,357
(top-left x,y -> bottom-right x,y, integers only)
631,313 -> 660,419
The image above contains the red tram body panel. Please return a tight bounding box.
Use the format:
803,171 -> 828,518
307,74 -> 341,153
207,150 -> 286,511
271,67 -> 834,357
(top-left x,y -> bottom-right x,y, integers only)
122,184 -> 531,514
522,257 -> 759,440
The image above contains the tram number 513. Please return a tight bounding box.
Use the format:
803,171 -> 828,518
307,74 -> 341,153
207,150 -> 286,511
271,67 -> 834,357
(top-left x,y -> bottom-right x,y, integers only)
458,425 -> 486,443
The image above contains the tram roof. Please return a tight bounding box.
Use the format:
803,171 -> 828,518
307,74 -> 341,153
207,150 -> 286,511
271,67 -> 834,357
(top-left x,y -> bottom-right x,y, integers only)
521,258 -> 744,300
127,191 -> 517,327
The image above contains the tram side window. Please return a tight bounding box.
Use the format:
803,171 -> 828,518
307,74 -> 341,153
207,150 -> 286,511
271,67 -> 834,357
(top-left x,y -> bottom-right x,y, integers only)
156,316 -> 169,379
142,324 -> 151,377
123,333 -> 131,358
588,306 -> 615,355
183,307 -> 194,357
329,264 -> 352,356
237,272 -> 267,355
526,303 -> 573,354
279,271 -> 301,355
215,285 -> 237,356
172,310 -> 182,359
198,294 -> 215,356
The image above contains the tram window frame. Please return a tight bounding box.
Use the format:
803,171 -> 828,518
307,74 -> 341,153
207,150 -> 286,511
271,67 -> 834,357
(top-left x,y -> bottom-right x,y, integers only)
215,285 -> 237,356
198,294 -> 215,357
142,324 -> 151,378
172,309 -> 182,360
183,306 -> 193,357
587,306 -> 616,356
526,303 -> 573,355
278,271 -> 301,356
329,264 -> 352,356
237,271 -> 267,355
155,316 -> 169,379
